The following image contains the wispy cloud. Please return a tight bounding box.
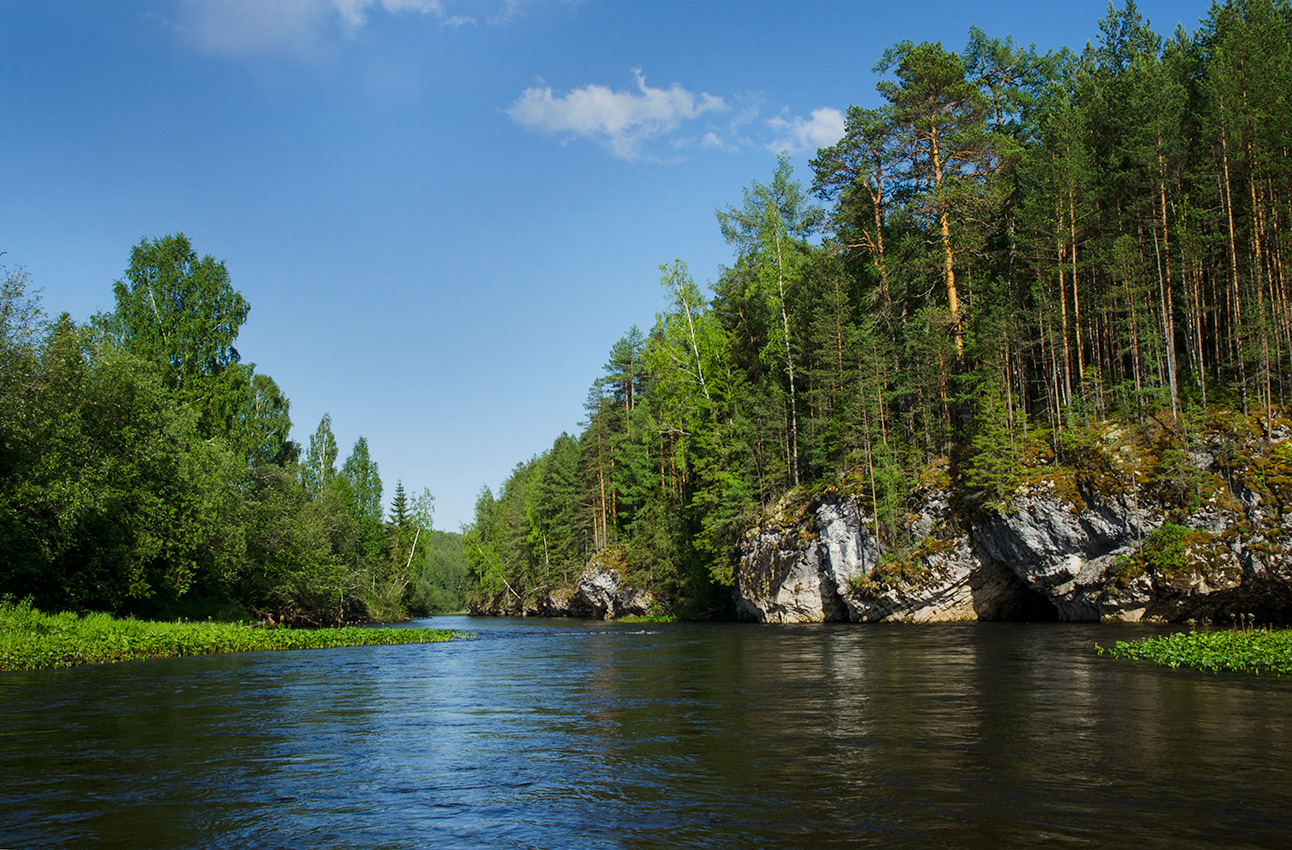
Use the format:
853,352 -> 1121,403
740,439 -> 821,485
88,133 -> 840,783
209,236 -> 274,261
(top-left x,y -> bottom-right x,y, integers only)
334,0 -> 450,32
488,0 -> 587,26
167,0 -> 329,56
766,107 -> 846,155
506,69 -> 728,162
170,0 -> 550,56
699,131 -> 729,150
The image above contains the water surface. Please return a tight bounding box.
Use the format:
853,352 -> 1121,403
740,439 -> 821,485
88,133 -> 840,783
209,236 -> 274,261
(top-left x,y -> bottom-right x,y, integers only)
2,618 -> 1289,848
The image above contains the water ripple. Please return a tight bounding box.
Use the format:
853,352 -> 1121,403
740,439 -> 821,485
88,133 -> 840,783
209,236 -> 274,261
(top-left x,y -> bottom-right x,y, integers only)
2,619 -> 1291,848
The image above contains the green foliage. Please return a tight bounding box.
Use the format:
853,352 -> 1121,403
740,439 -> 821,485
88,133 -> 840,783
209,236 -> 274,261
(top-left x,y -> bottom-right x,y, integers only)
391,481 -> 411,528
1139,523 -> 1192,576
0,597 -> 462,672
232,372 -> 297,468
463,485 -> 508,600
408,530 -> 471,614
108,233 -> 249,392
237,465 -> 359,626
962,381 -> 1022,510
340,436 -> 383,525
1110,522 -> 1205,591
301,413 -> 339,499
0,320 -> 245,613
1101,623 -> 1292,674
410,486 -> 436,532
1153,446 -> 1204,505
0,241 -> 435,626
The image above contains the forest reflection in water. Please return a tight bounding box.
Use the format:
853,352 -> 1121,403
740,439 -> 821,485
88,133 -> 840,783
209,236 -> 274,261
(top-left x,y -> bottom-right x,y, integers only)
1,618 -> 1289,849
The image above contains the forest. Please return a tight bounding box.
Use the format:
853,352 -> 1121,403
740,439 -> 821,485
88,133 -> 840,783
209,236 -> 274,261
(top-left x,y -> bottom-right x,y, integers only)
465,0 -> 1292,617
5,0 -> 1290,626
0,235 -> 470,624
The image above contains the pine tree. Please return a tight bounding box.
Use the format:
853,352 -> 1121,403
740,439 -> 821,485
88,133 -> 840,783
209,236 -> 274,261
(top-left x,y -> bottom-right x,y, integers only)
390,481 -> 411,529
876,40 -> 995,360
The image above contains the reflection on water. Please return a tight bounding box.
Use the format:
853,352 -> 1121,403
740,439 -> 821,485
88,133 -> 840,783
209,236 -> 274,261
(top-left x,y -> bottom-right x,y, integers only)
2,619 -> 1290,848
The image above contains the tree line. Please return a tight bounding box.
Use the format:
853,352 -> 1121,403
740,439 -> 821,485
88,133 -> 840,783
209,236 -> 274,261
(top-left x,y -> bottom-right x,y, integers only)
466,0 -> 1292,616
0,234 -> 469,623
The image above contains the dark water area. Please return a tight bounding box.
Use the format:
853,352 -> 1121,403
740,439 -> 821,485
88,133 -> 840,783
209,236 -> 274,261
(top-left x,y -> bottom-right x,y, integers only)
2,618 -> 1290,849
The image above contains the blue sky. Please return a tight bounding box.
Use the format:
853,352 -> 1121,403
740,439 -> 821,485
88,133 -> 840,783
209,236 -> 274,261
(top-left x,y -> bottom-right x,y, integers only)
1,0 -> 1213,530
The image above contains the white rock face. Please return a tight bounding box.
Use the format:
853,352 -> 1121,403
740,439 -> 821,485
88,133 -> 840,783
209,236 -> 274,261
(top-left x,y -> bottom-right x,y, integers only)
736,490 -> 1045,623
735,494 -> 879,623
733,460 -> 1292,624
848,536 -> 978,623
475,563 -> 654,619
575,564 -> 653,619
970,491 -> 1160,621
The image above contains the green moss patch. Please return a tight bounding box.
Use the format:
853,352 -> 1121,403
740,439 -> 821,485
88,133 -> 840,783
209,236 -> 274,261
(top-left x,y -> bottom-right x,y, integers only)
1108,523 -> 1231,593
849,537 -> 952,599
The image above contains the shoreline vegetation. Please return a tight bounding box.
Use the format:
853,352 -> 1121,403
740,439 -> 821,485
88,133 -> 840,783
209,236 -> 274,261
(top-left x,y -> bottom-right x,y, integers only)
7,597 -> 1291,676
1102,621 -> 1292,675
2,235 -> 473,629
0,598 -> 465,672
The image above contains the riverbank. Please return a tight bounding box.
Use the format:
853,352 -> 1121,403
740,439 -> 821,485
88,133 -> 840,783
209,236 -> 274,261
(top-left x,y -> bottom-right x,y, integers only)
733,412 -> 1292,625
0,598 -> 465,672
1102,624 -> 1292,675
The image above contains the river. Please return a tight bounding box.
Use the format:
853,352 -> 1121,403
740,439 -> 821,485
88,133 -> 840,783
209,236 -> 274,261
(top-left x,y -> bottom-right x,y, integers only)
2,617 -> 1290,848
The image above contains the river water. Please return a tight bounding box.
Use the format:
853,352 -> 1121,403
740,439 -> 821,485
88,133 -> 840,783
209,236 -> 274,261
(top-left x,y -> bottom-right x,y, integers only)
2,617 -> 1290,848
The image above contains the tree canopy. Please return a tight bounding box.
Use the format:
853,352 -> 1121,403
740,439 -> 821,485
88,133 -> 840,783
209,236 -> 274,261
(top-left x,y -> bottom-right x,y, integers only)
465,0 -> 1292,618
0,235 -> 456,624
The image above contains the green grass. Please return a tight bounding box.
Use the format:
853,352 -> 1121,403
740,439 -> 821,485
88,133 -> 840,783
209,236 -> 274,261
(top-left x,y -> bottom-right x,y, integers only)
616,614 -> 678,623
1100,625 -> 1292,675
0,597 -> 466,672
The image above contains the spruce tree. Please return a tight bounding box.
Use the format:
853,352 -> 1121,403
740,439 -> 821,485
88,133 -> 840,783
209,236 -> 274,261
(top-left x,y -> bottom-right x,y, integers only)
390,481 -> 411,529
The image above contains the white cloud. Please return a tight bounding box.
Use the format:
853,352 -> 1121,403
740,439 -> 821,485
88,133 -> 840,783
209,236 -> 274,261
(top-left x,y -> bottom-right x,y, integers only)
506,69 -> 728,161
766,107 -> 846,155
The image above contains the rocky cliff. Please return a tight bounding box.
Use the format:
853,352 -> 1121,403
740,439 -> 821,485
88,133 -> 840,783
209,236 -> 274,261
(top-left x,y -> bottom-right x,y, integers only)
735,416 -> 1292,624
469,560 -> 654,619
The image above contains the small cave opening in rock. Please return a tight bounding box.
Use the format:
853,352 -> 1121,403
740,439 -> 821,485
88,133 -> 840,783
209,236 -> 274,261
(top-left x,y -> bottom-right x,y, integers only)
972,558 -> 1062,622
1011,585 -> 1061,622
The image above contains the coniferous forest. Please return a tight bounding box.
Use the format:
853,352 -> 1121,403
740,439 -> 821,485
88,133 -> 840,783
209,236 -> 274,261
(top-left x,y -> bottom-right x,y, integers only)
465,1 -> 1292,617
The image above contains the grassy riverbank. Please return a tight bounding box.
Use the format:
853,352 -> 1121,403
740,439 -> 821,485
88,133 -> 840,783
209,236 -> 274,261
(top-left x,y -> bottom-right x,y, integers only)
1101,625 -> 1292,675
0,598 -> 465,672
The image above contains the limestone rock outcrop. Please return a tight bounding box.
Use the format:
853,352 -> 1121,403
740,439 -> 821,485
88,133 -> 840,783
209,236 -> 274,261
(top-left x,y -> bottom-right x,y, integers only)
469,563 -> 653,619
575,562 -> 654,619
734,419 -> 1292,624
734,493 -> 876,623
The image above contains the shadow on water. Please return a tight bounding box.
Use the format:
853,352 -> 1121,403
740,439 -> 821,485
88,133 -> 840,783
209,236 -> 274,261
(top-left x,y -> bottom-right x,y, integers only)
2,618 -> 1290,848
